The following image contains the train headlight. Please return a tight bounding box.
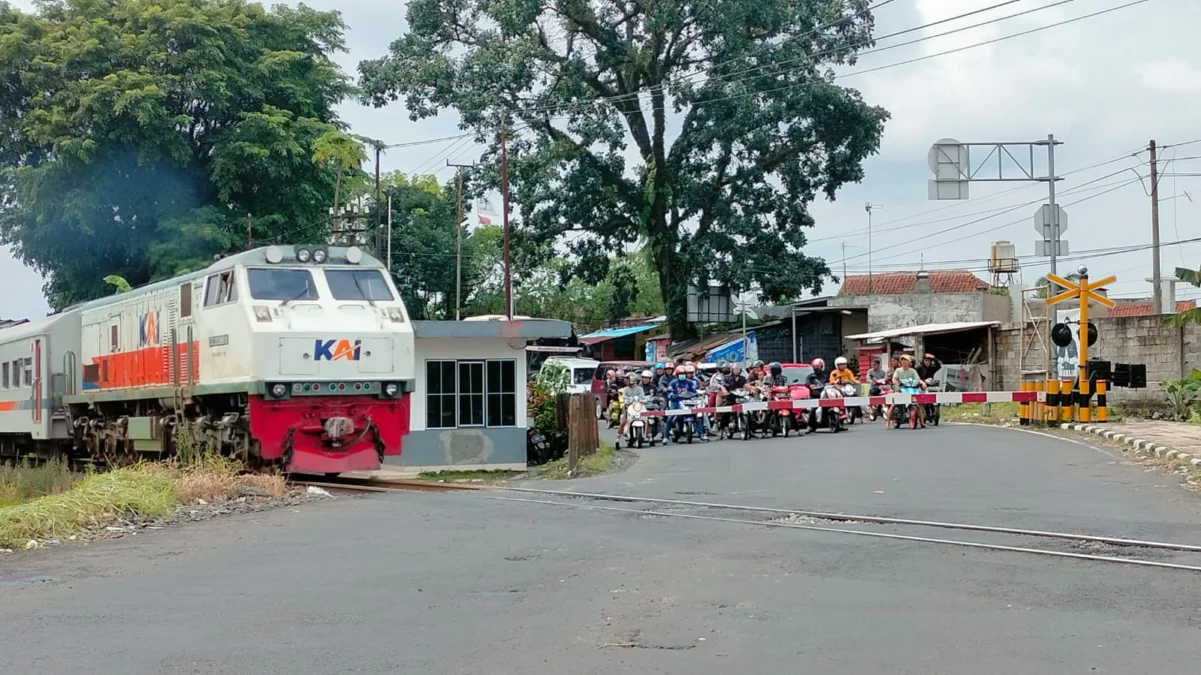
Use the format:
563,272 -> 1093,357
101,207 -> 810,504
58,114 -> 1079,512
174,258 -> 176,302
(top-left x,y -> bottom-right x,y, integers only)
270,383 -> 289,399
383,383 -> 399,398
253,306 -> 272,322
387,307 -> 405,323
296,248 -> 312,263
312,248 -> 328,264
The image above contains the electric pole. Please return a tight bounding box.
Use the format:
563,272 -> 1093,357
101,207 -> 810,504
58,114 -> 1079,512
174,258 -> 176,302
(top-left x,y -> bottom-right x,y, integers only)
1149,139 -> 1162,315
500,118 -> 513,319
864,203 -> 882,293
374,145 -> 382,257
447,160 -> 476,321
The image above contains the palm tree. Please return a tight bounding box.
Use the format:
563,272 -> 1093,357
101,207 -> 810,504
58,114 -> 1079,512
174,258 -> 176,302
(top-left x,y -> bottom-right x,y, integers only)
1033,272 -> 1080,299
312,130 -> 367,215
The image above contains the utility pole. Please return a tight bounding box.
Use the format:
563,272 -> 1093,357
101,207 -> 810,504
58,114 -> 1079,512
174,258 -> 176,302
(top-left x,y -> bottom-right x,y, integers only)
500,118 -> 513,319
374,146 -> 382,257
841,242 -> 848,280
1149,139 -> 1162,315
386,194 -> 393,273
447,160 -> 476,321
1047,134 -> 1059,277
864,203 -> 882,293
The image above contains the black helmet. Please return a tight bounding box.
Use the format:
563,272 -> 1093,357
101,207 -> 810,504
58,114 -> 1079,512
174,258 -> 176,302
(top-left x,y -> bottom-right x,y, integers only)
752,360 -> 764,369
769,361 -> 782,376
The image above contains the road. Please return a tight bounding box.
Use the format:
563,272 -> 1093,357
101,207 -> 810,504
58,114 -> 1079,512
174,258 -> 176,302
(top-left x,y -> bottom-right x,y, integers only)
3,422 -> 1201,674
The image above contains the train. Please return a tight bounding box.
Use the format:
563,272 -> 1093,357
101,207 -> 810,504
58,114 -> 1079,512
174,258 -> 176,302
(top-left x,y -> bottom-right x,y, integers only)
0,245 -> 415,475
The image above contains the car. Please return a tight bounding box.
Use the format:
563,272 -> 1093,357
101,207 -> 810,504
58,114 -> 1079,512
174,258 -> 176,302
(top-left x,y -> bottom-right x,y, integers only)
539,357 -> 600,395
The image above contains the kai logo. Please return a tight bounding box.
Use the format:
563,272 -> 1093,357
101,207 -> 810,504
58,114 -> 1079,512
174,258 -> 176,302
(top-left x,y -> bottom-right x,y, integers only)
139,311 -> 160,347
314,339 -> 362,362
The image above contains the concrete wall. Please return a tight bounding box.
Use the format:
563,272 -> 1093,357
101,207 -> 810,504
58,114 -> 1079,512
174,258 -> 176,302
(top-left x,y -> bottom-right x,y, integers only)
389,337 -> 529,470
831,292 -> 1007,333
994,317 -> 1201,404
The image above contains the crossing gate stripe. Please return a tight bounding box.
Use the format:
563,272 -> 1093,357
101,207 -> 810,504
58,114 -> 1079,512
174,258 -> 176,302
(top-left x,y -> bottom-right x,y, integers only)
639,391 -> 1037,417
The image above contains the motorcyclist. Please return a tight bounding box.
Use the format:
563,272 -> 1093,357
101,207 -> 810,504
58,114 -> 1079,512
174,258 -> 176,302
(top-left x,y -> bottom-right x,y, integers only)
763,362 -> 789,388
667,365 -> 706,441
617,371 -> 652,437
805,358 -> 828,390
829,357 -> 859,386
867,356 -> 888,395
917,352 -> 943,383
887,354 -> 928,427
654,363 -> 673,396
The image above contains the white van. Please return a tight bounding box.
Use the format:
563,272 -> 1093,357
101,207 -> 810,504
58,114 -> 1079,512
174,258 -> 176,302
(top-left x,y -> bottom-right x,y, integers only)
541,357 -> 601,394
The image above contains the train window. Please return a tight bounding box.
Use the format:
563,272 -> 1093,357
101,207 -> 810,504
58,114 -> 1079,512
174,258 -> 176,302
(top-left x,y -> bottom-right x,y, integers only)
179,282 -> 192,317
22,357 -> 31,387
10,360 -> 18,387
110,325 -> 119,352
204,271 -> 238,307
2,361 -> 8,388
325,270 -> 395,301
247,268 -> 318,301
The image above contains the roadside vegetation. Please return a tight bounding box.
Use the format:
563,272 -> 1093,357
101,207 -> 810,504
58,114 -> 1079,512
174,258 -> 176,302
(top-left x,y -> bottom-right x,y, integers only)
417,469 -> 523,484
0,455 -> 286,550
536,442 -> 617,480
941,403 -> 1021,425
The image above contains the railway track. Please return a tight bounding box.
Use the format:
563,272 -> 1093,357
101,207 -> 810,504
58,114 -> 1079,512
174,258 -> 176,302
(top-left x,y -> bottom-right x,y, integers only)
286,478 -> 1201,573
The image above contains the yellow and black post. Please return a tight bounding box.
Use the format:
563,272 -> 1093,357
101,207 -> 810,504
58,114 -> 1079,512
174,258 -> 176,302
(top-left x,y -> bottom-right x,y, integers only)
1096,379 -> 1108,422
1060,378 -> 1074,422
1044,379 -> 1059,424
1019,381 -> 1031,425
1078,377 -> 1092,423
1034,380 -> 1045,425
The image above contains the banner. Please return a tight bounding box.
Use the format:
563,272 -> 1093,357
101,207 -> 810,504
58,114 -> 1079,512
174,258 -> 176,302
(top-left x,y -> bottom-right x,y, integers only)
705,332 -> 757,364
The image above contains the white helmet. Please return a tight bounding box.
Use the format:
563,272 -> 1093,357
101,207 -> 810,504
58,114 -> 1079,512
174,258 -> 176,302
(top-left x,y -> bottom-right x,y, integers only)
835,356 -> 848,367
641,370 -> 653,378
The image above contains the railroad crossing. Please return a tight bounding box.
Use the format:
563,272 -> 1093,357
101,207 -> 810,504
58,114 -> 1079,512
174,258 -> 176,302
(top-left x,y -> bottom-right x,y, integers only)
1044,266 -> 1116,423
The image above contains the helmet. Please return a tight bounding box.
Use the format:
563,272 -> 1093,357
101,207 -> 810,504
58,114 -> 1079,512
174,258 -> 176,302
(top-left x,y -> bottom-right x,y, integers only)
900,354 -> 914,363
835,356 -> 848,367
641,370 -> 653,378
654,362 -> 664,370
811,358 -> 825,370
606,369 -> 615,378
685,364 -> 696,374
768,361 -> 782,375
752,360 -> 764,369
716,359 -> 729,371
675,365 -> 687,375
730,361 -> 742,372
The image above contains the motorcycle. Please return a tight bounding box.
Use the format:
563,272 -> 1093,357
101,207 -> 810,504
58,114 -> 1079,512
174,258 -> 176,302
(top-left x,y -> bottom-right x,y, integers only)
669,395 -> 705,444
606,389 -> 623,429
868,378 -> 890,421
841,382 -> 864,424
769,386 -> 795,437
890,378 -> 924,430
718,389 -> 747,440
923,378 -> 942,426
805,382 -> 845,433
616,395 -> 650,450
644,396 -> 665,442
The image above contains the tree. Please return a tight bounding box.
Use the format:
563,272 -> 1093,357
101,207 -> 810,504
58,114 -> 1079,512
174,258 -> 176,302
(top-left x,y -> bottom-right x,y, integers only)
0,0 -> 352,309
359,0 -> 887,340
312,130 -> 368,214
1166,266 -> 1201,327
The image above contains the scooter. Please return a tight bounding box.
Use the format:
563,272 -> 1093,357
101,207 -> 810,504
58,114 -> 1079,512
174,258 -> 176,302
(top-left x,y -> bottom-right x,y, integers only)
616,395 -> 649,449
841,383 -> 864,424
868,378 -> 890,421
890,379 -> 924,430
770,386 -> 795,437
668,395 -> 705,444
719,389 -> 747,440
923,378 -> 941,427
805,382 -> 845,433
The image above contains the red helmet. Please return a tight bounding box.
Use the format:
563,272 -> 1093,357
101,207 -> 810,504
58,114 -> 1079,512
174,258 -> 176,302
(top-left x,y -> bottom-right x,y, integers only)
674,365 -> 688,375
811,358 -> 825,370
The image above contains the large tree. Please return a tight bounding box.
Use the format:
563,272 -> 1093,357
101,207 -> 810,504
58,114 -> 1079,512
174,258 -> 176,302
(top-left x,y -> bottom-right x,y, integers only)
0,0 -> 352,308
359,0 -> 887,339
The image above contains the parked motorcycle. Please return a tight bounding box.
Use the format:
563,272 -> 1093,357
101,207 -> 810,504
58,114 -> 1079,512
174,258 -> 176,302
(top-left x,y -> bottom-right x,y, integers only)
923,378 -> 941,426
890,378 -> 924,430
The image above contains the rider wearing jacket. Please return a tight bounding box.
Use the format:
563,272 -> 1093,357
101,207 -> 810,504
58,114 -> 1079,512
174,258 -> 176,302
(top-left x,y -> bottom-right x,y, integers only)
667,366 -> 707,441
762,362 -> 789,388
805,358 -> 828,391
829,356 -> 859,386
917,353 -> 943,383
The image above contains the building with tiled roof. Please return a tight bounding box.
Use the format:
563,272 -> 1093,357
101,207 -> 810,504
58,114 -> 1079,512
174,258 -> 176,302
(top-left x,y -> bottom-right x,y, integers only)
838,270 -> 990,296
1107,299 -> 1196,318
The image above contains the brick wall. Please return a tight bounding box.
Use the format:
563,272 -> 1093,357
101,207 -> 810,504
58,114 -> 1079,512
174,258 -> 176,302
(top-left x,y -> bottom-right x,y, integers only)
995,316 -> 1201,404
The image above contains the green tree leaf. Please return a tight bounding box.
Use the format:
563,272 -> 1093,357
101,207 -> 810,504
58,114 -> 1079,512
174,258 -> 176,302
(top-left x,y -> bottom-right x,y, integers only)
359,0 -> 888,340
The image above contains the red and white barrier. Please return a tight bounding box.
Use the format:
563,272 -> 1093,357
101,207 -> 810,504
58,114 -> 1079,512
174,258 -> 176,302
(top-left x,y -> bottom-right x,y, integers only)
641,391 -> 1037,417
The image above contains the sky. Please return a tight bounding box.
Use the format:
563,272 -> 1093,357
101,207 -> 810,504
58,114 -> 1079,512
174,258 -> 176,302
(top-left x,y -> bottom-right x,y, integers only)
4,0 -> 1200,320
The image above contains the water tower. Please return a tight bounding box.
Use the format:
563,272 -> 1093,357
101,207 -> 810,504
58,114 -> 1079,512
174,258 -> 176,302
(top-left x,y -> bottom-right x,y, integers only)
988,240 -> 1019,287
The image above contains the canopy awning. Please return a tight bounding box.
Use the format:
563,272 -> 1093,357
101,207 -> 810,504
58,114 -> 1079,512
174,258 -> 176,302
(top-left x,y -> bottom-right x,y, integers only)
845,321 -> 999,343
579,323 -> 662,345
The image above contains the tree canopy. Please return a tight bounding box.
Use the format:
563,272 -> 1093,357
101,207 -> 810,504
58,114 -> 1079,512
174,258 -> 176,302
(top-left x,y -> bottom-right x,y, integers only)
359,0 -> 888,339
0,0 -> 352,308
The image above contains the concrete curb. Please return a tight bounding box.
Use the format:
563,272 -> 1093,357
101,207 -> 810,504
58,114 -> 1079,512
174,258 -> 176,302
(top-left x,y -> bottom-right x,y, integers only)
1060,423 -> 1201,468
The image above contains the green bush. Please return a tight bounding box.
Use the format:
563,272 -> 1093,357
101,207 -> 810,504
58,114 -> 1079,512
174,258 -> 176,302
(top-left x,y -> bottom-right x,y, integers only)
528,362 -> 569,465
1162,369 -> 1201,421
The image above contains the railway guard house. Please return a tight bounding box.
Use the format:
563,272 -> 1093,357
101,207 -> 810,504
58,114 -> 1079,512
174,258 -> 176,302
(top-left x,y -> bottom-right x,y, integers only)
396,318 -> 572,472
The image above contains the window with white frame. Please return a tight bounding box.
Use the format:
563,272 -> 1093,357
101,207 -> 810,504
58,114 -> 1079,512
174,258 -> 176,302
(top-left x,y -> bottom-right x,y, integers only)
22,357 -> 32,387
425,359 -> 517,430
1,361 -> 8,389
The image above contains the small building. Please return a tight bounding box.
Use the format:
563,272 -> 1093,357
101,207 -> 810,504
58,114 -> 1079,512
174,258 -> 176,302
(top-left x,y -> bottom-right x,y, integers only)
831,270 -> 1009,333
394,318 -> 572,472
579,322 -> 665,361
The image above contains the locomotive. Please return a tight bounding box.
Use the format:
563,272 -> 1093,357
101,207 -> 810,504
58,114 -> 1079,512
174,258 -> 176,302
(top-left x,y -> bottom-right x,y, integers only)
0,245 -> 415,474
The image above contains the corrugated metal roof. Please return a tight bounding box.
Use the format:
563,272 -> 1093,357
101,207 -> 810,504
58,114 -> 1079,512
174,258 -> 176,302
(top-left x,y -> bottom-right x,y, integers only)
578,323 -> 662,344
845,321 -> 999,343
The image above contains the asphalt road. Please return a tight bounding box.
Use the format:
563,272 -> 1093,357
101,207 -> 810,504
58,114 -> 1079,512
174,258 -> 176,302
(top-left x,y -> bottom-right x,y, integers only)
3,421 -> 1201,674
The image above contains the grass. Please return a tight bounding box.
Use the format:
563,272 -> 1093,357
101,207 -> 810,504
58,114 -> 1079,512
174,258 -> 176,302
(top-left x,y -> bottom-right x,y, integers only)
940,402 -> 1021,424
537,441 -> 617,480
0,453 -> 287,549
417,469 -> 524,484
0,458 -> 86,507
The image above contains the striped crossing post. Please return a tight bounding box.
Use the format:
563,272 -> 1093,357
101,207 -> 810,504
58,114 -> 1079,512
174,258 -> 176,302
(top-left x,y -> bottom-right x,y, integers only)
1044,379 -> 1059,424
1096,379 -> 1108,422
1019,381 -> 1031,426
1033,380 -> 1045,425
